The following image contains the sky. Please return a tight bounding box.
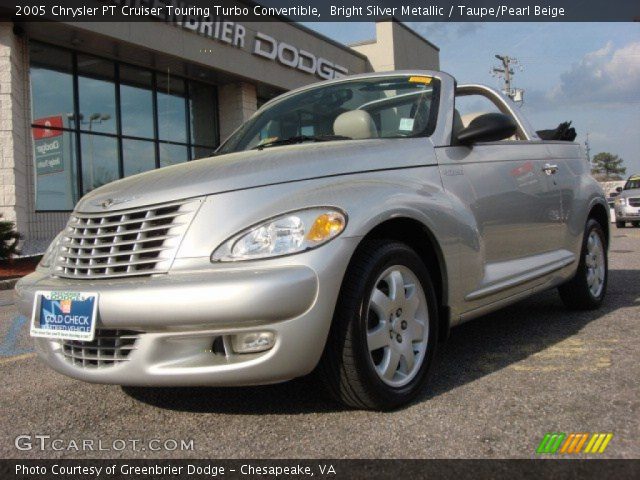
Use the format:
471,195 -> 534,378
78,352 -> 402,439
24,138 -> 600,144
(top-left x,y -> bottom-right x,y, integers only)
303,22 -> 640,175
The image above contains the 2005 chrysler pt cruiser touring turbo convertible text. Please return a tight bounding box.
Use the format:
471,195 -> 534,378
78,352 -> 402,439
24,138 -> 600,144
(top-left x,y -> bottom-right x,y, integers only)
17,71 -> 610,410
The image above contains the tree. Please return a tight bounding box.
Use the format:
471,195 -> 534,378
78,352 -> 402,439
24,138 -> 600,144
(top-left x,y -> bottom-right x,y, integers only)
591,152 -> 626,181
0,214 -> 21,261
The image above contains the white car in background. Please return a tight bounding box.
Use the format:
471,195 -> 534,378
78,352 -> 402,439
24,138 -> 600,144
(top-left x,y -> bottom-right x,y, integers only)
615,175 -> 640,228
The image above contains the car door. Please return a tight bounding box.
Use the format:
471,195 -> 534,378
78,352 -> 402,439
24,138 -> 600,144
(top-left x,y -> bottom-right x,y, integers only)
539,141 -> 583,251
436,90 -> 568,311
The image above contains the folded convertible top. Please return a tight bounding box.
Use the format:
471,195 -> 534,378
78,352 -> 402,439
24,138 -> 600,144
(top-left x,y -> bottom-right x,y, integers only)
536,121 -> 577,141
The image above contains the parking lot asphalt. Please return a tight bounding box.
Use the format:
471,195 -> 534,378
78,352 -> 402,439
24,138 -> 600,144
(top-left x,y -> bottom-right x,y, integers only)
1,226 -> 638,459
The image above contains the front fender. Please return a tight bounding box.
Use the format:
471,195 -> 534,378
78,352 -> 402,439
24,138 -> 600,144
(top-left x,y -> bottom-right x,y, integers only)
175,166 -> 464,319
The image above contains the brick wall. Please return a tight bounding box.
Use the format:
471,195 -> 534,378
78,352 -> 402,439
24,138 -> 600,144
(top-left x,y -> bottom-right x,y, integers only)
0,22 -> 29,240
0,23 -> 69,255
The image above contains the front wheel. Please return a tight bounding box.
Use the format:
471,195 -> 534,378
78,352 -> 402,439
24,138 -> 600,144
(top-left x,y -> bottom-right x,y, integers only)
632,221 -> 640,228
616,220 -> 626,228
558,219 -> 608,310
319,240 -> 439,410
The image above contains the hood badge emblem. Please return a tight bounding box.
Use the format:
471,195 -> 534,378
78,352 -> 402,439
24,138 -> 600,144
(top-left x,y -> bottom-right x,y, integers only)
92,196 -> 138,210
101,198 -> 115,209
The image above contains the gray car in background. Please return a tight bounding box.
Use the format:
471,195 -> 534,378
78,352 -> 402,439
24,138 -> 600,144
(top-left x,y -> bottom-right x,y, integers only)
17,71 -> 610,410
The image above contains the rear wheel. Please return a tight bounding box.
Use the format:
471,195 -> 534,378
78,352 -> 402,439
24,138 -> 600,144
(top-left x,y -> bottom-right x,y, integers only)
558,219 -> 608,310
633,221 -> 640,228
616,220 -> 626,228
319,240 -> 438,410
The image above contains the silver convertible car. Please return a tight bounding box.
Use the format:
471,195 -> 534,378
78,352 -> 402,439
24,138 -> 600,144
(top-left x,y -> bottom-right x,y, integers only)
17,71 -> 609,410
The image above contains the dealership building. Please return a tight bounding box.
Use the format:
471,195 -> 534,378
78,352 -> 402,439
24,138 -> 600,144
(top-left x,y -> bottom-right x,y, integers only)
0,10 -> 439,254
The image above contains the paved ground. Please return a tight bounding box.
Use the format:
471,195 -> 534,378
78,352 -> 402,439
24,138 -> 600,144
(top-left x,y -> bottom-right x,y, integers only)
1,227 -> 638,459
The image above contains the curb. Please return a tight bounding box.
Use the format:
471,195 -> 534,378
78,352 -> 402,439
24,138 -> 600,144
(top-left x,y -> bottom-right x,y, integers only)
0,278 -> 19,290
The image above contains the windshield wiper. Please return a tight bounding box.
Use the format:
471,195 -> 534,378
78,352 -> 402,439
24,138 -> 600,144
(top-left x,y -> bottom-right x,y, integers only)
253,134 -> 351,150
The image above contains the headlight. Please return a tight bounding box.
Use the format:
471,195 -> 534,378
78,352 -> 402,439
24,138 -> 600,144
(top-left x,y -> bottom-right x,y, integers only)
38,232 -> 63,268
615,197 -> 627,206
211,207 -> 347,262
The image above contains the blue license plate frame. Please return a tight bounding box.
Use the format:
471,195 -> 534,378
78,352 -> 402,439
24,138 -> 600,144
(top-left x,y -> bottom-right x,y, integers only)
30,291 -> 98,341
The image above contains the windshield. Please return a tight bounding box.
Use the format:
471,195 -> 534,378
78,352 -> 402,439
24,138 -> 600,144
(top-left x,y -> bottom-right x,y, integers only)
624,177 -> 640,190
218,75 -> 440,154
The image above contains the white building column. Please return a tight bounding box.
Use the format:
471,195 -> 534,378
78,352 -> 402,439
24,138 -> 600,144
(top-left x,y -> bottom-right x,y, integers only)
0,23 -> 30,244
350,20 -> 440,72
217,82 -> 257,143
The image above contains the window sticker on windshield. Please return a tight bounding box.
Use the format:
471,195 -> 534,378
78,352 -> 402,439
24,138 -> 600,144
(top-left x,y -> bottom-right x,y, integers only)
408,76 -> 432,85
399,118 -> 415,131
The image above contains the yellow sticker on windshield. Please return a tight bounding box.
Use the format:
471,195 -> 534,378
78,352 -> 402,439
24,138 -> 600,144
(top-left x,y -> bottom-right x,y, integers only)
408,76 -> 433,85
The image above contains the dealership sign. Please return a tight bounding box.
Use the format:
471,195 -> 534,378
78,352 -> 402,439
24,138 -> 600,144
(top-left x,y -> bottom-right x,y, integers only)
32,116 -> 65,176
113,0 -> 348,79
182,20 -> 348,79
251,32 -> 348,79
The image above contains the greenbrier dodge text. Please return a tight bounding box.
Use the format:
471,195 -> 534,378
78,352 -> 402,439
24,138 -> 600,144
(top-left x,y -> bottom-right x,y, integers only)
15,463 -> 335,477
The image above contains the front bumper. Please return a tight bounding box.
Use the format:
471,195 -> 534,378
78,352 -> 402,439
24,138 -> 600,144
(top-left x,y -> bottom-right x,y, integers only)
614,204 -> 640,222
16,241 -> 357,386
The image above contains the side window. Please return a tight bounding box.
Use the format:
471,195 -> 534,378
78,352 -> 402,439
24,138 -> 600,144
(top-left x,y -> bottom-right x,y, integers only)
454,93 -> 523,142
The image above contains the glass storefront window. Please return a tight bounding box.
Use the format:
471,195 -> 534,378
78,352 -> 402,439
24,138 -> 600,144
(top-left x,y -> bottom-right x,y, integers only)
159,143 -> 189,168
29,41 -> 219,211
77,55 -> 116,135
157,75 -> 188,143
30,43 -> 76,211
123,139 -> 156,177
30,44 -> 74,122
120,66 -> 154,139
81,134 -> 119,193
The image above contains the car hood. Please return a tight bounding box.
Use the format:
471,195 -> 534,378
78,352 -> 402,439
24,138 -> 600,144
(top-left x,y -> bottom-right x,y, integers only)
76,138 -> 434,212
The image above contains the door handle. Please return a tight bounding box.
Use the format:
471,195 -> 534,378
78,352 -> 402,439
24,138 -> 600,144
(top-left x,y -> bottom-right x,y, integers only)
542,163 -> 559,175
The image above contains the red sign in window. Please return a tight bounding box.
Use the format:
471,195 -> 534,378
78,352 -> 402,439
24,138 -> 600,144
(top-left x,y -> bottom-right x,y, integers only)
33,116 -> 64,139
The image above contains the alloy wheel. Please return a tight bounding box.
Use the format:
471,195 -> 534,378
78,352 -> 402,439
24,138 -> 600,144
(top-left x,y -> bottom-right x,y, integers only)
366,265 -> 430,387
585,230 -> 606,298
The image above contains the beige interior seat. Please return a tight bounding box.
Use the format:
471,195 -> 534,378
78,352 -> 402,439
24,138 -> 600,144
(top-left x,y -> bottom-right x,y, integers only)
333,110 -> 378,139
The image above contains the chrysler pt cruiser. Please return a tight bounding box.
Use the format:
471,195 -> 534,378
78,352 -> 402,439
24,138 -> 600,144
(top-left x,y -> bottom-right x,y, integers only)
17,71 -> 609,410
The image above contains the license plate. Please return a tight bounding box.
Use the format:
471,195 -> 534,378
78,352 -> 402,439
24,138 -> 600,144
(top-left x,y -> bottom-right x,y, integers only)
30,291 -> 98,341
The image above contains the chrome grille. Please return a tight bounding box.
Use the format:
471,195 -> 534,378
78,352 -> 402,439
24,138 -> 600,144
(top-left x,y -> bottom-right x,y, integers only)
54,198 -> 200,279
59,329 -> 140,368
628,198 -> 640,207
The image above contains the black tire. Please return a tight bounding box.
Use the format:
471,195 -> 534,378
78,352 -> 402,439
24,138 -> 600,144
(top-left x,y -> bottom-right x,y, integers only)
319,240 -> 439,410
616,220 -> 625,228
558,219 -> 608,310
633,221 -> 640,228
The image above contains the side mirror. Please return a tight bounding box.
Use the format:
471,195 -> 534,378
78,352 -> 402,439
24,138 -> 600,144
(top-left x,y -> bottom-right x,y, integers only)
616,186 -> 623,193
456,112 -> 518,145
